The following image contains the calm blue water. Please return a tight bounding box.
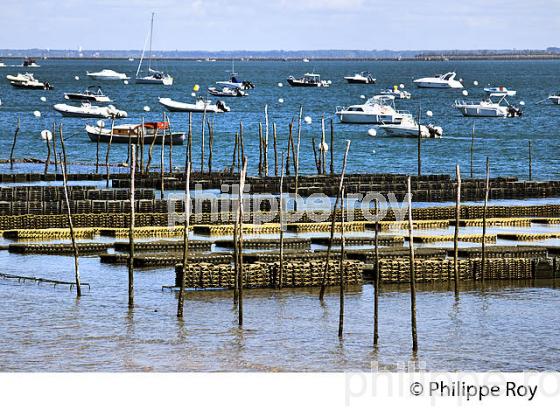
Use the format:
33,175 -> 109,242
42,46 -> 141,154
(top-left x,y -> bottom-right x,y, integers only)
1,59 -> 559,178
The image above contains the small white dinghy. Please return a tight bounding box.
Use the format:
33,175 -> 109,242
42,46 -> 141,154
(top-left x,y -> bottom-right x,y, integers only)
86,69 -> 129,81
6,73 -> 35,82
53,102 -> 127,118
548,93 -> 560,105
380,86 -> 411,99
484,86 -> 517,97
158,97 -> 230,113
379,114 -> 443,138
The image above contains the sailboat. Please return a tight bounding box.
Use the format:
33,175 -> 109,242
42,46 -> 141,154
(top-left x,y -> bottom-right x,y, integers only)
135,12 -> 173,86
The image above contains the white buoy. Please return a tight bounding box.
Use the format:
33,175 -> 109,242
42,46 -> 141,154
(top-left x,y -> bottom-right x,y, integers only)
320,142 -> 328,152
33,110 -> 41,118
96,119 -> 105,128
372,150 -> 376,154
191,92 -> 196,97
462,90 -> 469,96
360,94 -> 366,99
74,76 -> 80,81
519,101 -> 525,106
473,80 -> 479,86
399,83 -> 404,89
278,98 -> 284,103
40,96 -> 47,102
304,116 -> 312,124
41,130 -> 52,140
426,110 -> 433,117
123,80 -> 129,85
143,105 -> 151,112
278,82 -> 283,87
327,80 -> 332,85
368,128 -> 377,137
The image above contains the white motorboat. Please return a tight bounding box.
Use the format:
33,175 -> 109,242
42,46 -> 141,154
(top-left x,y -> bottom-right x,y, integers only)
22,58 -> 40,68
53,102 -> 127,118
287,72 -> 330,87
380,86 -> 411,99
379,114 -> 443,138
208,86 -> 247,97
548,93 -> 560,105
6,72 -> 35,82
158,97 -> 230,113
413,72 -> 463,88
86,69 -> 129,81
484,86 -> 517,97
303,58 -> 310,63
10,77 -> 53,90
64,86 -> 111,102
335,95 -> 407,124
135,13 -> 173,85
453,95 -> 522,117
216,61 -> 254,90
0,62 -> 6,68
344,72 -> 376,84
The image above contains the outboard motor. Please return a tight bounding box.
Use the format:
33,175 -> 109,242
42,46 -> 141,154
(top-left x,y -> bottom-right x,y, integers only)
216,100 -> 229,112
507,106 -> 522,117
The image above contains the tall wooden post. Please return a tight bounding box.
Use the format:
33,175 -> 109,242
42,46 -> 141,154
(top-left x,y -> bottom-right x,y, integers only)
528,139 -> 532,181
407,176 -> 418,352
417,110 -> 422,176
44,129 -> 51,175
201,107 -> 207,173
470,123 -> 475,178
338,188 -> 346,339
294,106 -> 303,209
278,152 -> 285,288
231,131 -> 239,173
166,113 -> 174,173
319,140 -> 351,301
311,137 -> 320,174
187,112 -> 193,168
237,158 -> 248,327
264,104 -> 269,176
273,123 -> 278,177
373,198 -> 380,347
59,124 -> 81,298
207,120 -> 214,173
95,121 -> 102,174
258,122 -> 263,177
177,162 -> 191,318
160,126 -> 166,200
128,145 -> 136,308
320,115 -> 326,175
286,122 -> 292,176
481,157 -> 490,282
330,119 -> 335,175
454,164 -> 461,294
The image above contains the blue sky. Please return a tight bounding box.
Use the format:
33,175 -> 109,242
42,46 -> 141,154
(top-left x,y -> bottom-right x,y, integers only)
1,0 -> 558,50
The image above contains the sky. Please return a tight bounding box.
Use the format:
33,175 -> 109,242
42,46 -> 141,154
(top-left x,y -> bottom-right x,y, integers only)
0,0 -> 558,51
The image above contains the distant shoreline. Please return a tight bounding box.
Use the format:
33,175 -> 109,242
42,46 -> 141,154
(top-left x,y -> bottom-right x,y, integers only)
1,55 -> 560,62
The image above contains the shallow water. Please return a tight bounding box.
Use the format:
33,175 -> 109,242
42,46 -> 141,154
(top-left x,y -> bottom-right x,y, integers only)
0,59 -> 559,179
0,248 -> 559,372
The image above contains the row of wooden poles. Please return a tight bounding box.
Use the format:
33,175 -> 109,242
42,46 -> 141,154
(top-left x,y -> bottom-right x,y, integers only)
7,112 -> 535,182
20,110 -> 493,352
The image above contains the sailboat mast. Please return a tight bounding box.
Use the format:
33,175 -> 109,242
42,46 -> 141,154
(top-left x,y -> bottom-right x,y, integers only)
148,12 -> 154,71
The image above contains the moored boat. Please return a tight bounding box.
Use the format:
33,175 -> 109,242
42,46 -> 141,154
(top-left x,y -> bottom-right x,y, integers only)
344,71 -> 376,84
548,93 -> 560,105
208,86 -> 247,97
287,72 -> 330,87
380,86 -> 411,99
413,72 -> 463,88
158,97 -> 230,113
215,61 -> 254,90
453,95 -> 522,117
379,114 -> 443,138
86,69 -> 129,81
85,122 -> 184,145
6,72 -> 35,82
484,86 -> 517,97
54,102 -> 127,118
335,95 -> 406,124
22,58 -> 40,68
64,86 -> 111,102
10,77 -> 53,90
135,13 -> 174,86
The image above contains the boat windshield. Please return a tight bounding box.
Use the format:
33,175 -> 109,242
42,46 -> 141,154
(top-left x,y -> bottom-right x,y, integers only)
442,72 -> 454,80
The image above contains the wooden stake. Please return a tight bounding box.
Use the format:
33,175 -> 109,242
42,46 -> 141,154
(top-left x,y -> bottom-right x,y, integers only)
273,123 -> 278,176
454,164 -> 461,294
407,176 -> 418,352
177,162 -> 191,318
338,187 -> 346,339
278,152 -> 285,288
258,122 -> 263,177
311,136 -> 320,174
167,113 -> 174,173
231,131 -> 238,173
294,106 -> 303,208
128,144 -> 136,308
528,139 -> 532,181
201,107 -> 207,173
95,121 -> 102,174
59,124 -> 81,298
187,112 -> 193,168
286,122 -> 292,176
264,104 -> 269,176
160,125 -> 166,200
373,198 -> 380,347
139,117 -> 145,174
105,117 -> 115,188
481,157 -> 490,282
237,158 -> 248,327
207,120 -> 214,173
330,119 -> 335,175
9,117 -> 20,169
470,123 -> 475,178
146,124 -> 158,173
319,140 -> 351,301
321,115 -> 326,175
417,109 -> 422,176
239,122 -> 245,162
44,127 -> 51,175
